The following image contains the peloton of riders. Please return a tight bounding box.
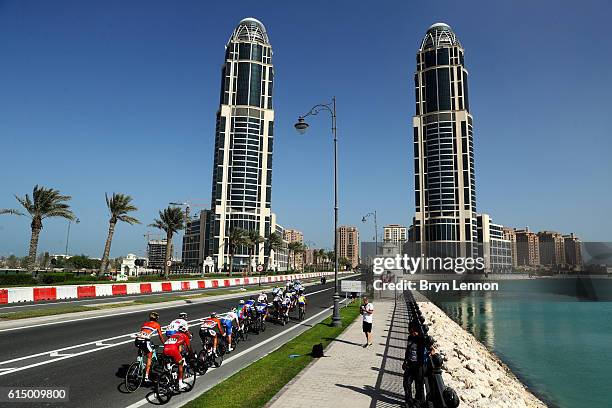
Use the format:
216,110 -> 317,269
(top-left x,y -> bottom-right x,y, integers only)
133,280 -> 309,386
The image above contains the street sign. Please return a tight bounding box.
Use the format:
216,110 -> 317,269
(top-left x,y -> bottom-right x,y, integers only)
257,264 -> 264,272
341,280 -> 365,293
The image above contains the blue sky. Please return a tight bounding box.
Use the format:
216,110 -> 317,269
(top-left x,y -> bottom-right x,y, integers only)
1,0 -> 611,258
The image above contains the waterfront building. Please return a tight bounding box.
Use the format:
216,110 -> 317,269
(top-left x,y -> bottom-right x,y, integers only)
476,214 -> 512,273
339,226 -> 360,269
515,228 -> 540,266
383,224 -> 407,243
411,23 -> 477,261
537,231 -> 566,268
563,233 -> 583,270
502,227 -> 518,267
206,17 -> 275,271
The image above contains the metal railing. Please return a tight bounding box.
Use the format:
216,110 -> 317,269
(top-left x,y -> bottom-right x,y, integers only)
403,290 -> 460,408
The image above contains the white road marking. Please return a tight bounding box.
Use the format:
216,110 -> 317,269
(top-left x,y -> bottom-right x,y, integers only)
124,298 -> 348,408
0,286 -> 341,377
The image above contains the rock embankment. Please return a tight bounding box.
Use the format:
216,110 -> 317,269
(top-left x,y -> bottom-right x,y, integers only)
418,301 -> 547,408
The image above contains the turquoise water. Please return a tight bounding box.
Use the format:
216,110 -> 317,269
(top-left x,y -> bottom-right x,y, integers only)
429,281 -> 612,408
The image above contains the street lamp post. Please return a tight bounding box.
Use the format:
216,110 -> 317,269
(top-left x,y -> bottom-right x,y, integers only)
295,97 -> 341,327
362,211 -> 378,256
65,218 -> 80,256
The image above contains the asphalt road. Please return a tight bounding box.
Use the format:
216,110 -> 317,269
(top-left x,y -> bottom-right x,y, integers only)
0,277 -> 359,408
0,276 -> 321,313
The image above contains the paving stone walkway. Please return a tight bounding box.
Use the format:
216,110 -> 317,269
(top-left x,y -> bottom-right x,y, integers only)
268,292 -> 410,408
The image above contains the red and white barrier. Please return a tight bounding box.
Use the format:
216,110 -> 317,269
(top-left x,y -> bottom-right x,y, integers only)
0,272 -> 336,304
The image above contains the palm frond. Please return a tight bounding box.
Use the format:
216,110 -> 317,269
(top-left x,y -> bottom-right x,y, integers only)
0,209 -> 24,216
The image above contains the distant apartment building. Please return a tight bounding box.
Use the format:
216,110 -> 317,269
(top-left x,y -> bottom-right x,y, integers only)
181,210 -> 210,268
284,228 -> 304,270
303,249 -> 315,266
147,239 -> 170,269
515,228 -> 540,266
476,214 -> 512,273
339,226 -> 360,269
271,214 -> 288,272
383,224 -> 407,243
502,227 -> 518,267
537,231 -> 566,267
563,233 -> 583,269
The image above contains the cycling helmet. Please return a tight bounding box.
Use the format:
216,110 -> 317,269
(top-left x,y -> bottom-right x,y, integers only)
210,312 -> 217,318
178,324 -> 188,333
179,312 -> 187,319
149,311 -> 159,321
239,299 -> 245,305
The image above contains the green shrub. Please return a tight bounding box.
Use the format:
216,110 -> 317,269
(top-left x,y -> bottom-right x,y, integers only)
0,274 -> 37,286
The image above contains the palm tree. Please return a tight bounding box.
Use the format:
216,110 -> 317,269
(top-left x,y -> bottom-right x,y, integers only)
288,241 -> 305,272
326,250 -> 335,271
264,232 -> 284,272
318,249 -> 327,271
99,193 -> 140,275
2,185 -> 75,273
149,206 -> 184,279
227,227 -> 248,276
246,230 -> 265,274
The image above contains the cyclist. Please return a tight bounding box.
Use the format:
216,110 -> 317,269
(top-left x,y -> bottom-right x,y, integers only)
200,312 -> 225,356
221,310 -> 239,352
297,293 -> 307,313
272,285 -> 282,297
166,312 -> 188,337
244,297 -> 257,320
257,291 -> 268,304
255,297 -> 269,322
281,293 -> 291,318
162,324 -> 193,390
135,311 -> 166,383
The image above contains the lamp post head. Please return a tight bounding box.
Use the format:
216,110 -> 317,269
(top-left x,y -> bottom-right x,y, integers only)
294,117 -> 309,134
361,217 -> 367,223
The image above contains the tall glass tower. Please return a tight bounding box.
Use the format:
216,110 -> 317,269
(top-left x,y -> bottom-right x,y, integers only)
412,23 -> 477,258
208,18 -> 274,270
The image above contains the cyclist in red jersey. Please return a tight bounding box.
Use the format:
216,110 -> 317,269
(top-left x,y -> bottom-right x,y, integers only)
135,311 -> 166,382
162,324 -> 193,390
201,312 -> 225,355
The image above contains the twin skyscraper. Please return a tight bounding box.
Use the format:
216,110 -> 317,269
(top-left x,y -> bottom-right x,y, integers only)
200,19 -> 479,272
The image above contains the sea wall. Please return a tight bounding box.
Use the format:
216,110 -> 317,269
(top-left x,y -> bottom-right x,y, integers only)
418,300 -> 547,408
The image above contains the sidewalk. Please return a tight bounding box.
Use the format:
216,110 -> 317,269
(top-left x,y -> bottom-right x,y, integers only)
268,292 -> 410,408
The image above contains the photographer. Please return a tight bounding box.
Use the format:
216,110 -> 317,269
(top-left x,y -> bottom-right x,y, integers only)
403,320 -> 425,406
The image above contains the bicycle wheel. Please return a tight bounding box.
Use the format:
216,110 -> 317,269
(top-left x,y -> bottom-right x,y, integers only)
182,365 -> 197,391
299,307 -> 305,321
261,319 -> 266,332
155,372 -> 173,404
214,351 -> 223,368
125,361 -> 143,392
197,350 -> 209,375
